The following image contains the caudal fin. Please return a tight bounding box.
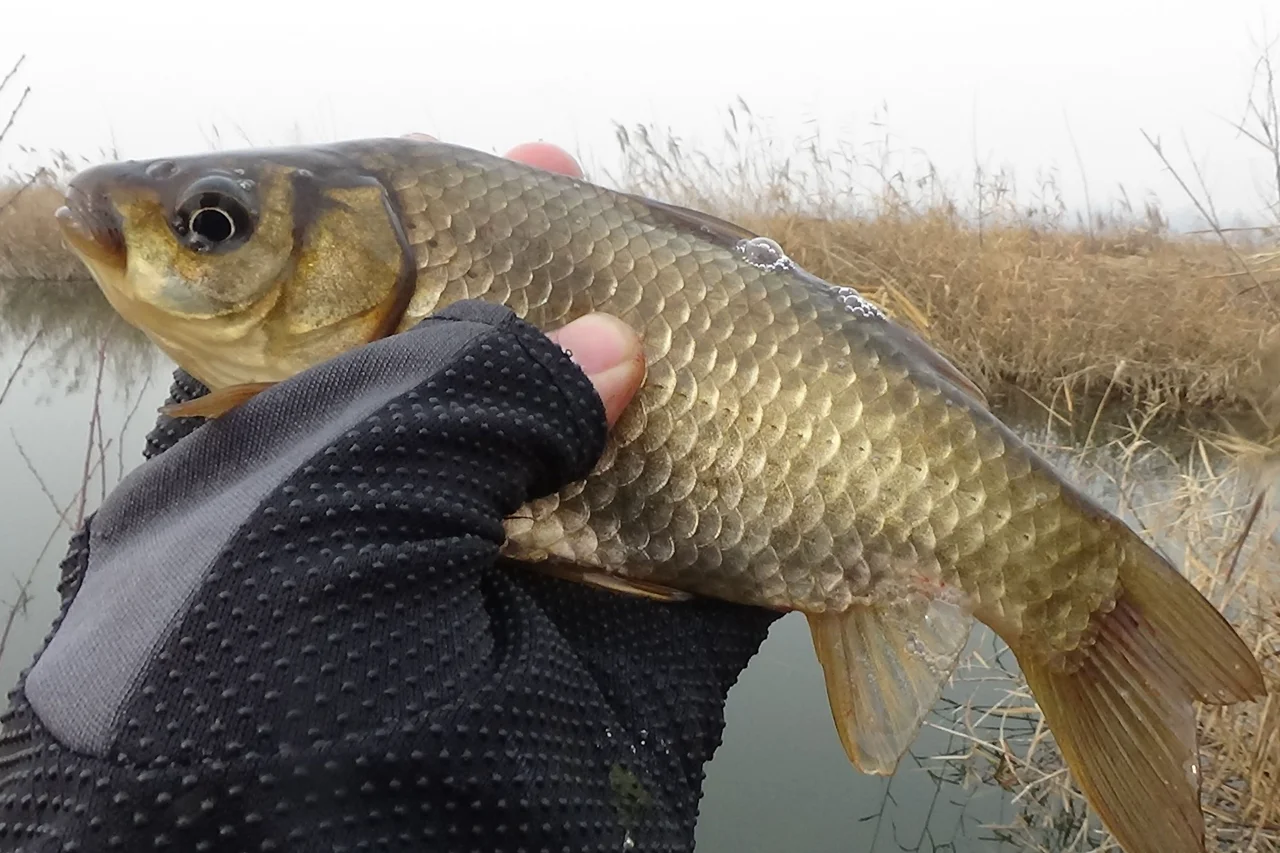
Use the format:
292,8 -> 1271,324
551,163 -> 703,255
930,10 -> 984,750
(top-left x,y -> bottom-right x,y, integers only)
1017,544 -> 1265,853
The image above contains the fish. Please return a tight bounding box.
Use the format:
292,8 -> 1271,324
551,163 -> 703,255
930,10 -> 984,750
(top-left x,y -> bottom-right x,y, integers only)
54,136 -> 1266,853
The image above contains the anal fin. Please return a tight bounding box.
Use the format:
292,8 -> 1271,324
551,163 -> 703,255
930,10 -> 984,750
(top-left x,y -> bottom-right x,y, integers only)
160,382 -> 277,419
525,560 -> 694,603
808,594 -> 972,775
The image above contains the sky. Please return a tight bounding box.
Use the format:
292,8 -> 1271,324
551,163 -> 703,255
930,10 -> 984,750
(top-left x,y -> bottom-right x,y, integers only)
1,0 -> 1276,229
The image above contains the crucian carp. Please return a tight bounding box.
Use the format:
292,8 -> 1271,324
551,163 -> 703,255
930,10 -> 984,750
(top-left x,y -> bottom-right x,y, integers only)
54,136 -> 1266,853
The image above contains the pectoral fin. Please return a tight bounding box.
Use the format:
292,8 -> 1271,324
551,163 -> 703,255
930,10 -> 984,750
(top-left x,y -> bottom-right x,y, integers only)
159,382 -> 277,419
524,560 -> 694,603
807,594 -> 972,775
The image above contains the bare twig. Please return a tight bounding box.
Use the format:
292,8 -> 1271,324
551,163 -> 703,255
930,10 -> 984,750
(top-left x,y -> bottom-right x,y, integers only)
116,373 -> 153,484
0,331 -> 42,408
0,449 -> 110,665
9,429 -> 76,528
0,86 -> 29,151
1222,491 -> 1266,585
73,337 -> 108,529
1236,36 -> 1280,216
0,168 -> 50,217
0,55 -> 30,151
1141,130 -> 1278,320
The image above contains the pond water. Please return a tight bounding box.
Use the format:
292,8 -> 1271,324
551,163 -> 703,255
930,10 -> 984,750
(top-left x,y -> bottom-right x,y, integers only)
1,277 -> 1273,852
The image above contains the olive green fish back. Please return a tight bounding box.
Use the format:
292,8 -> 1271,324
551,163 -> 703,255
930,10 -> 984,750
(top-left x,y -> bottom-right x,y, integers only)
343,141 -> 1108,651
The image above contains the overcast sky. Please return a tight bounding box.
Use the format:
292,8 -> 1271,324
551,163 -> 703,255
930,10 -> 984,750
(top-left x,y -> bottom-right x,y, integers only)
1,0 -> 1275,228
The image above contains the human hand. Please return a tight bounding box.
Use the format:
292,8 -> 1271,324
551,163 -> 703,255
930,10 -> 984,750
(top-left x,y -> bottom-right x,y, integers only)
0,138 -> 780,853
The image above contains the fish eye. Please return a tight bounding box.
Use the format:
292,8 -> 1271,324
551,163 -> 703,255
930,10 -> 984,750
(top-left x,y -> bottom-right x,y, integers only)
171,176 -> 256,253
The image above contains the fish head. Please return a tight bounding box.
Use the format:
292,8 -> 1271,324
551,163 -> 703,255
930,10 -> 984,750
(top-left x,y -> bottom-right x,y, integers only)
57,155 -> 298,324
56,145 -> 412,389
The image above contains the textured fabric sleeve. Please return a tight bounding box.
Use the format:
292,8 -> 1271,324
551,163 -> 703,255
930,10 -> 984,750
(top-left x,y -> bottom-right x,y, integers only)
0,300 -> 780,853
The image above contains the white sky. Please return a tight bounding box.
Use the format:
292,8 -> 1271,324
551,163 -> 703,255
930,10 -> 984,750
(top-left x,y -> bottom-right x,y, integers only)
1,0 -> 1276,228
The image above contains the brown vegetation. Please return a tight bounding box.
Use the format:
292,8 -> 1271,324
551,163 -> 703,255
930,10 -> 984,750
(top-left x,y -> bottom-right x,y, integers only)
605,107 -> 1280,421
0,181 -> 84,281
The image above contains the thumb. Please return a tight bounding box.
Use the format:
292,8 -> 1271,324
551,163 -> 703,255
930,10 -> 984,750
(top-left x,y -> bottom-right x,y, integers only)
546,314 -> 646,429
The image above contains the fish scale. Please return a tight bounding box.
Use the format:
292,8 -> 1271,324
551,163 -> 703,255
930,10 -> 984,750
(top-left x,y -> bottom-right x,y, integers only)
55,136 -> 1266,853
380,146 -> 1101,637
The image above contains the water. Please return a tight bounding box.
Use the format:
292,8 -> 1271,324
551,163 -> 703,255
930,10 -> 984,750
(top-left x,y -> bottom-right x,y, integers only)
0,277 -> 1272,852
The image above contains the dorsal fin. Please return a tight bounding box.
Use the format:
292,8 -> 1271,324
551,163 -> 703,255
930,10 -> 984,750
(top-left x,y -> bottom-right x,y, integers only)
622,192 -> 760,249
875,318 -> 989,408
784,263 -> 989,408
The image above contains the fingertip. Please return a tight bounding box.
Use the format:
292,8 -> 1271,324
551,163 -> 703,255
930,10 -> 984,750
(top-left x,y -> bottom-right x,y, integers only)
546,313 -> 646,428
593,351 -> 648,428
504,142 -> 583,178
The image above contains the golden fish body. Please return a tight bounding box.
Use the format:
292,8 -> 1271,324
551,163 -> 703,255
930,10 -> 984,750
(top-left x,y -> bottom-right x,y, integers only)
55,137 -> 1265,853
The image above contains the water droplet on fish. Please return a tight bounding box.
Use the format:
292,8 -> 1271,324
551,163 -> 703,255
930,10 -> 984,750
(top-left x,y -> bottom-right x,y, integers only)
735,236 -> 791,271
232,168 -> 246,176
831,285 -> 887,320
238,180 -> 255,191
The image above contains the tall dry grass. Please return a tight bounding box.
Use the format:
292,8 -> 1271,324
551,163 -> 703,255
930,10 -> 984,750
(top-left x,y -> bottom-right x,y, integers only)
0,180 -> 85,281
603,105 -> 1279,419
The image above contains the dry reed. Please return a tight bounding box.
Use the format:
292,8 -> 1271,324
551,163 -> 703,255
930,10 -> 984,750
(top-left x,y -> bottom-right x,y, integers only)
603,106 -> 1279,418
0,180 -> 86,281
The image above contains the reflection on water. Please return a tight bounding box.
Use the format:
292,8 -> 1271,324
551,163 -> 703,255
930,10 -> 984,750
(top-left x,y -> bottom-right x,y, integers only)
0,278 -> 157,401
0,280 -> 1273,852
0,278 -> 173,699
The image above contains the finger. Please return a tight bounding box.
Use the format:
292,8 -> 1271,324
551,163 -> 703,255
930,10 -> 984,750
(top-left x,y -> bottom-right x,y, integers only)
402,134 -> 583,178
546,314 -> 646,429
503,142 -> 584,178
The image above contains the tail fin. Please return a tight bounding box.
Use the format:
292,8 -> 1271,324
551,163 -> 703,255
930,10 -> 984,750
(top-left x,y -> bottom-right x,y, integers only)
1017,545 -> 1265,853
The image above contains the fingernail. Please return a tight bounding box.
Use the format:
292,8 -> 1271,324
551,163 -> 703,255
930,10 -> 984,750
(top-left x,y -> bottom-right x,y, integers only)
550,314 -> 641,377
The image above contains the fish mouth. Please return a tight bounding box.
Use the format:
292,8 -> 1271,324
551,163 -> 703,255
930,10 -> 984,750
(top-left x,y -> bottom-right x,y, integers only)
55,183 -> 127,273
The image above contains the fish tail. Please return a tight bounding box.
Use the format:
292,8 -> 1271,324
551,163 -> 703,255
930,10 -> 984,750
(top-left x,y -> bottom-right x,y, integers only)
1015,542 -> 1265,853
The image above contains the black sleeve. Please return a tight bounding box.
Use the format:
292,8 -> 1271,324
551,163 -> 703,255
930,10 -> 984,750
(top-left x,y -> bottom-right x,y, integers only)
0,300 -> 779,853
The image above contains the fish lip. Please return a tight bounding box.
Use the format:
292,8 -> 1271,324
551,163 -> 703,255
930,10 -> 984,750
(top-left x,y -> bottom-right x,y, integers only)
55,183 -> 127,273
